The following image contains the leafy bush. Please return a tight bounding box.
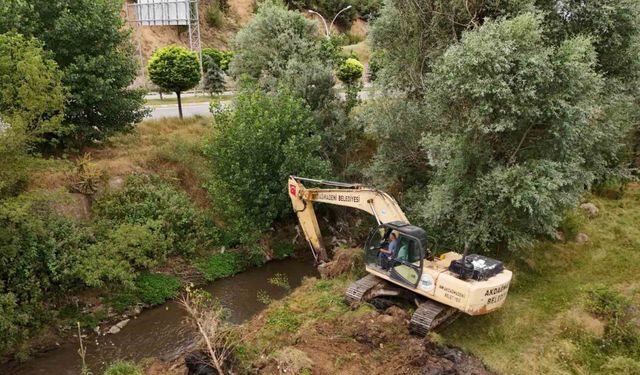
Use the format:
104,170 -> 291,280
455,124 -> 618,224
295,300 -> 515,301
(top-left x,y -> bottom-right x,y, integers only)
202,48 -> 234,72
204,88 -> 330,241
75,222 -> 169,289
103,361 -> 144,375
94,174 -> 216,255
336,57 -> 364,85
135,272 -> 182,305
0,191 -> 93,354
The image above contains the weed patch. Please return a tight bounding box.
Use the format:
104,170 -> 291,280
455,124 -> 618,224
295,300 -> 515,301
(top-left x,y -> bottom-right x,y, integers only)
135,272 -> 182,306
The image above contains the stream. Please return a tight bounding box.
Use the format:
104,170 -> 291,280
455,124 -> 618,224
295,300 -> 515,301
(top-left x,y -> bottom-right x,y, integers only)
2,255 -> 318,375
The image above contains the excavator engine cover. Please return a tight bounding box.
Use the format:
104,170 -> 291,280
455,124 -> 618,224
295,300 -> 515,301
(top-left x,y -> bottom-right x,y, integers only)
449,254 -> 504,281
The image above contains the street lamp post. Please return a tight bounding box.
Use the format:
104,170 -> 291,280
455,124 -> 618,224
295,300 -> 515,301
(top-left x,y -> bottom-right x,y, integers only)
308,5 -> 352,39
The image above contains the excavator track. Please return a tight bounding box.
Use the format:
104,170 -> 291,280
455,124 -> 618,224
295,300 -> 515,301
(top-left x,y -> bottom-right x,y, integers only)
409,299 -> 460,336
344,274 -> 385,306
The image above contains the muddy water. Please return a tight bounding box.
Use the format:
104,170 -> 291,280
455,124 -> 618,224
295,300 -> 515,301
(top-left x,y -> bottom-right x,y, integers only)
3,256 -> 318,375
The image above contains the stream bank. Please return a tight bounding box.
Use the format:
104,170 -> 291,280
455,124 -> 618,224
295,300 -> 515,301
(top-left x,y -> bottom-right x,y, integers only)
0,255 -> 318,375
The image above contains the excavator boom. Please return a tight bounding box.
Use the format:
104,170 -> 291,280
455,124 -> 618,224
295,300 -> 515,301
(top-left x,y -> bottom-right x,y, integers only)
288,176 -> 407,262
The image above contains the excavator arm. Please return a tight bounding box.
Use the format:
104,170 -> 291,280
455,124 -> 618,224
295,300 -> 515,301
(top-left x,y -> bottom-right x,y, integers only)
288,176 -> 408,262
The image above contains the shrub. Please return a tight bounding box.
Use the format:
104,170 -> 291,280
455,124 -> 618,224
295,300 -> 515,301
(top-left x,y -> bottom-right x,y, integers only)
204,88 -> 330,241
103,361 -> 144,375
336,57 -> 364,85
202,48 -> 234,73
94,174 -> 215,255
0,191 -> 94,354
202,55 -> 225,95
75,222 -> 169,289
135,272 -> 182,305
593,177 -> 627,199
205,2 -> 224,28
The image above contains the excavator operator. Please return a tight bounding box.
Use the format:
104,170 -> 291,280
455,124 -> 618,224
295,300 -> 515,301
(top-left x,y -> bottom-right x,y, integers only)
378,232 -> 398,269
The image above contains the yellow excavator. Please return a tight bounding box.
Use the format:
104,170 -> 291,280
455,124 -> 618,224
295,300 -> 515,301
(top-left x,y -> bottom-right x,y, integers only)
288,176 -> 512,335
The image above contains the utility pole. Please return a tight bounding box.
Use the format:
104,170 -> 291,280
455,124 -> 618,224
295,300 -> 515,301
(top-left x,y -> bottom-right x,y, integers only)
308,5 -> 352,39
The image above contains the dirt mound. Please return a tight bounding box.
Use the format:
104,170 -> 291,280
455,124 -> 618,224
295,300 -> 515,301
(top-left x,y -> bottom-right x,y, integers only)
318,247 -> 364,279
255,306 -> 495,375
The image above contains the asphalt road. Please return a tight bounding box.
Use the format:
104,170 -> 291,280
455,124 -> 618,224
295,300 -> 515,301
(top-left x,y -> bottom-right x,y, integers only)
147,102 -> 212,119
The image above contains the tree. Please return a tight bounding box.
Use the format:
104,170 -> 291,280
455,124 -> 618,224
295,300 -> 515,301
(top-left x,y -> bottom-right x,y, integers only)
0,0 -> 148,145
0,33 -> 66,144
0,32 -> 66,197
336,57 -> 364,113
202,55 -> 226,96
413,14 -> 610,251
204,88 -> 330,242
229,1 -> 320,86
148,46 -> 202,119
368,0 -> 532,96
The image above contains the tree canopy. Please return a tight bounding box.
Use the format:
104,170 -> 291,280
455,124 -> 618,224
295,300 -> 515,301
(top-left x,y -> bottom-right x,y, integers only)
0,0 -> 147,145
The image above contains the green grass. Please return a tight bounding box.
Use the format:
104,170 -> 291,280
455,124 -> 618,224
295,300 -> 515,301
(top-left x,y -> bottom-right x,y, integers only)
442,185 -> 640,375
103,360 -> 144,375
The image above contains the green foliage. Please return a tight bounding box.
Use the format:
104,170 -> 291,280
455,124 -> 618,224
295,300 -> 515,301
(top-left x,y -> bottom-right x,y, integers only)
566,287 -> 640,374
0,32 -> 66,145
230,1 -> 319,84
103,361 -> 144,375
0,190 -> 92,354
0,0 -> 148,145
367,50 -> 383,81
269,273 -> 290,290
194,251 -> 246,281
135,272 -> 182,306
264,304 -> 300,334
285,0 -> 381,24
93,174 -> 215,255
538,0 -> 640,82
202,56 -> 226,95
0,32 -> 66,198
202,47 -> 234,72
204,88 -> 330,241
75,222 -> 169,289
336,57 -> 363,85
369,0 -> 530,94
273,243 -> 295,259
148,46 -> 201,94
388,14 -> 615,251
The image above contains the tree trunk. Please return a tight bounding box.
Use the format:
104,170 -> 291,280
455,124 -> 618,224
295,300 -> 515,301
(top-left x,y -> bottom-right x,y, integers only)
159,91 -> 163,100
177,91 -> 183,119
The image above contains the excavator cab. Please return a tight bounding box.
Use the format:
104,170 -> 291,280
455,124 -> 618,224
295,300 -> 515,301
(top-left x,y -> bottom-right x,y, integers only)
364,221 -> 428,288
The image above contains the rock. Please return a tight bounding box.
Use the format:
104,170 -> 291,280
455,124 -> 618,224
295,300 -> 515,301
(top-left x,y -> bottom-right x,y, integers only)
576,233 -> 590,244
115,319 -> 130,329
579,202 -> 599,218
107,176 -> 124,190
107,325 -> 121,334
